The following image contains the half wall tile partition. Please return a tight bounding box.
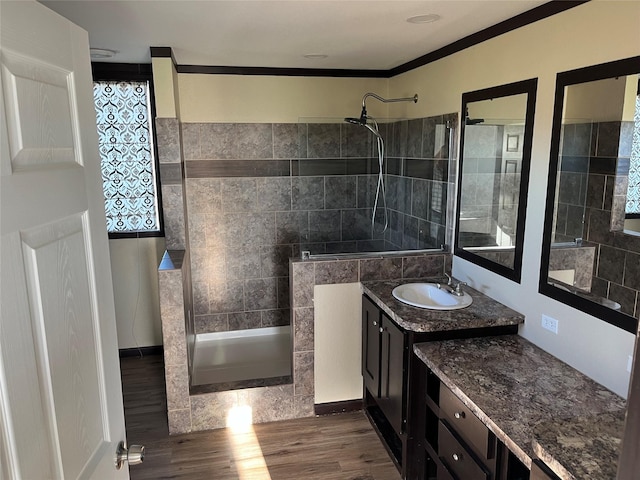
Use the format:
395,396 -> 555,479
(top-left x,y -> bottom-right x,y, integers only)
158,252 -> 452,434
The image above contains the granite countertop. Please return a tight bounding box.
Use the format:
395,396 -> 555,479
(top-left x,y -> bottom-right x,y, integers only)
532,411 -> 625,480
413,335 -> 626,473
362,279 -> 524,333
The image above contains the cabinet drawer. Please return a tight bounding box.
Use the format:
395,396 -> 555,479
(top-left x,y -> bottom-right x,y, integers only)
438,421 -> 489,480
440,384 -> 492,459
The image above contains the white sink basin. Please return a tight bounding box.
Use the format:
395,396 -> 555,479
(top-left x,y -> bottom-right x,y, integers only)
392,283 -> 473,310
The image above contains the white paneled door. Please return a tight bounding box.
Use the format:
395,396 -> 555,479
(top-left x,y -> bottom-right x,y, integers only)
0,1 -> 131,479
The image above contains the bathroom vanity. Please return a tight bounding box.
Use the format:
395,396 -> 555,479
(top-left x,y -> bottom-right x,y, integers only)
414,336 -> 626,480
361,280 -> 525,479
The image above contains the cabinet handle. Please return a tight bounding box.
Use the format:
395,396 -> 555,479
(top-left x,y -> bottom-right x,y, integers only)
379,327 -> 384,333
373,320 -> 378,326
454,411 -> 465,419
452,453 -> 461,462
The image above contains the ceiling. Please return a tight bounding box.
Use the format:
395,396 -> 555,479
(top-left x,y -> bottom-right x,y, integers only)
40,0 -> 549,71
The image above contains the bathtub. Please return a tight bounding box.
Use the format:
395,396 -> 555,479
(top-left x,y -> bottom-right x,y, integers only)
191,325 -> 292,386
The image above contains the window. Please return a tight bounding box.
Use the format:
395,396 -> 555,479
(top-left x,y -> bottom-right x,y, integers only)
626,92 -> 640,216
92,67 -> 162,237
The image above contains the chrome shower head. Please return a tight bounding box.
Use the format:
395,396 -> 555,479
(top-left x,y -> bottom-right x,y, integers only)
344,116 -> 382,140
344,117 -> 365,125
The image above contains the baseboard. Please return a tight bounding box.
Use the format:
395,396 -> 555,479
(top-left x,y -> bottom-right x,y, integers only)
314,399 -> 363,416
119,345 -> 163,358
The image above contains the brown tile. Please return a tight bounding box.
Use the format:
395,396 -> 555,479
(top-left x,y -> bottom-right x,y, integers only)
402,254 -> 445,279
185,178 -> 222,214
180,122 -> 201,160
228,311 -> 262,330
293,307 -> 314,352
293,394 -> 315,418
190,391 -> 238,431
291,261 -> 315,308
158,270 -> 184,309
161,306 -> 188,367
165,364 -> 190,410
262,309 -> 290,327
359,257 -> 403,281
195,313 -> 228,334
159,164 -> 182,184
248,385 -> 295,423
155,117 -> 181,164
314,260 -> 358,285
167,408 -> 192,435
294,351 -> 314,396
185,159 -> 290,178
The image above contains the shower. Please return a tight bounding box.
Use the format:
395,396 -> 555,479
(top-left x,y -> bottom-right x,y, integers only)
345,92 -> 418,233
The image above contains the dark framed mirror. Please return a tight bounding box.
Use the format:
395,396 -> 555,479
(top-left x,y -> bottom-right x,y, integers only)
455,79 -> 537,282
540,56 -> 640,334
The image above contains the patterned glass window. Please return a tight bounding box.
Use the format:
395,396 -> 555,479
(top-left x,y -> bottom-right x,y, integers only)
93,81 -> 160,234
627,94 -> 640,215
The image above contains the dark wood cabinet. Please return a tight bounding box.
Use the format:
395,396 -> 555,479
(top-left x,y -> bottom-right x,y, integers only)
361,294 -> 521,479
362,295 -> 406,435
419,364 -> 529,480
362,296 -> 407,468
379,313 -> 405,434
362,295 -> 381,397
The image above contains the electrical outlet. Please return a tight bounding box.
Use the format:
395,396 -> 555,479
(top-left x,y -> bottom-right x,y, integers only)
628,355 -> 633,373
541,314 -> 558,334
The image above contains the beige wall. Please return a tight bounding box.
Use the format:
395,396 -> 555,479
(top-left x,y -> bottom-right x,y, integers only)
152,57 -> 180,118
109,237 -> 165,349
389,0 -> 639,397
564,77 -> 626,122
178,75 -> 390,123
314,283 -> 363,404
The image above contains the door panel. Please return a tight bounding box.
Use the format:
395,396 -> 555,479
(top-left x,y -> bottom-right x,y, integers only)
0,2 -> 128,478
21,214 -> 108,479
379,314 -> 405,435
362,296 -> 380,396
2,48 -> 79,170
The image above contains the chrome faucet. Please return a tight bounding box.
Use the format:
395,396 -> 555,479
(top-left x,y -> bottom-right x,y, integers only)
452,282 -> 467,297
437,274 -> 467,296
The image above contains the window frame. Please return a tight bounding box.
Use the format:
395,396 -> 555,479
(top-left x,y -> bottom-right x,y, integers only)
625,80 -> 640,220
91,62 -> 164,239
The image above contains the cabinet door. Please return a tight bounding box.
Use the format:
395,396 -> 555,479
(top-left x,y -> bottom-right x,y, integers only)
362,296 -> 381,397
379,313 -> 406,435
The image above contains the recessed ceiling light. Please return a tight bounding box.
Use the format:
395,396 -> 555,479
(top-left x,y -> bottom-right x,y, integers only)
406,14 -> 441,24
90,48 -> 117,59
303,54 -> 328,60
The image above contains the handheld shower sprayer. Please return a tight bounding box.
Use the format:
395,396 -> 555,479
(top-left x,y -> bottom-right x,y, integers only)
343,92 -> 419,236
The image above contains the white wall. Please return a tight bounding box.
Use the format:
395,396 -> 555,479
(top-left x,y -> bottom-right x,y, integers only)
109,237 -> 165,349
389,0 -> 639,397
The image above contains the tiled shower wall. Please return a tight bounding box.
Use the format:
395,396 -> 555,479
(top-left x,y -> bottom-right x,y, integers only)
555,120 -> 640,317
180,114 -> 457,335
459,124 -> 523,248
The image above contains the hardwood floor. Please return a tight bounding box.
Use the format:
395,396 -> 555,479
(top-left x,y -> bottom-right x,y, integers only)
120,354 -> 401,480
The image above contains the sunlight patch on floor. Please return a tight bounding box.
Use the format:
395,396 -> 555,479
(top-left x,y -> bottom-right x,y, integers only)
227,405 -> 272,479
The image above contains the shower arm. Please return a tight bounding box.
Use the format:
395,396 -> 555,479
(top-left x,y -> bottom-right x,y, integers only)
359,92 -> 418,121
361,92 -> 418,109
